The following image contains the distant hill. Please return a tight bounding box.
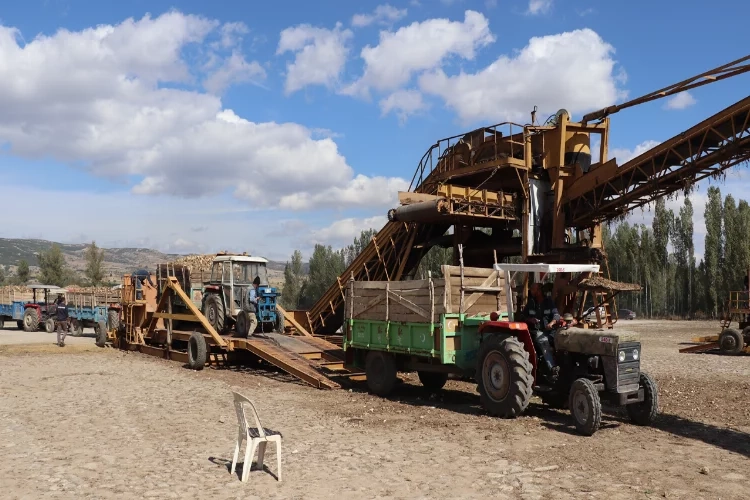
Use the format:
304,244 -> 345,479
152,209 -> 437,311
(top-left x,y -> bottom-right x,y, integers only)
0,238 -> 299,285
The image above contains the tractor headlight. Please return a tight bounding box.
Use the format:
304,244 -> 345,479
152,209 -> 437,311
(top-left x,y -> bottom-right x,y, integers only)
632,349 -> 639,360
618,350 -> 626,362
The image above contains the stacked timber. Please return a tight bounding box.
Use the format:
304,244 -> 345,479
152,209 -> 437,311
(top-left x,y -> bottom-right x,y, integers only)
345,265 -> 507,324
171,254 -> 214,272
0,285 -> 34,304
66,285 -> 121,306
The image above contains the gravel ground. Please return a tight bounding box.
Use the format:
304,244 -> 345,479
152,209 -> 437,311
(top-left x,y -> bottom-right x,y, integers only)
0,320 -> 748,499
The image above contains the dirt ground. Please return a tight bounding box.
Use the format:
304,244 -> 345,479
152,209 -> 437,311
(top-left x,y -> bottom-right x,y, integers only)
1,320 -> 748,499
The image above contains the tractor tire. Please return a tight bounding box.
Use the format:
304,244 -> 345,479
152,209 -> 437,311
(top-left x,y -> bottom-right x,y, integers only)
235,310 -> 250,337
108,310 -> 120,331
203,294 -> 226,333
626,372 -> 658,426
95,321 -> 108,348
187,331 -> 208,370
44,318 -> 56,334
743,326 -> 750,345
719,328 -> 744,355
418,371 -> 449,392
476,335 -> 534,418
365,351 -> 398,397
569,378 -> 602,436
23,308 -> 39,332
274,307 -> 285,333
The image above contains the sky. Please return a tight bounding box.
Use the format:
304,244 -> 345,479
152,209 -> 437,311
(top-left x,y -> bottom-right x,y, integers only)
0,0 -> 748,262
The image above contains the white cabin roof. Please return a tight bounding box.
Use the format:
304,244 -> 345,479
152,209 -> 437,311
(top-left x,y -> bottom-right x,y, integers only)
212,255 -> 268,264
493,263 -> 600,274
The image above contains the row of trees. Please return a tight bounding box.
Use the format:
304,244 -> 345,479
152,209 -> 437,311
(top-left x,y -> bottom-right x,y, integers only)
602,188 -> 749,318
280,187 -> 748,319
280,229 -> 454,310
0,242 -> 108,287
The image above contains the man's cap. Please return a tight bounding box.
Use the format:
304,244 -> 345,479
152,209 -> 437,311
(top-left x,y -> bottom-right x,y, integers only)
563,312 -> 574,321
253,276 -> 261,285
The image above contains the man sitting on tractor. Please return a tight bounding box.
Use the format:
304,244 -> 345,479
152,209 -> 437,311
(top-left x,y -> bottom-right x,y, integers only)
523,282 -> 561,384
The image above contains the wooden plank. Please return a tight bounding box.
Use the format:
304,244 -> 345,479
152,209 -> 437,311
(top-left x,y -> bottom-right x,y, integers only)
398,191 -> 440,205
386,290 -> 431,319
354,279 -> 434,290
679,342 -> 719,353
277,304 -> 313,336
462,286 -> 504,293
238,338 -> 340,390
443,266 -> 453,314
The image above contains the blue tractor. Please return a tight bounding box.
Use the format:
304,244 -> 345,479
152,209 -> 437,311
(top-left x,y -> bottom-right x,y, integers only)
199,253 -> 283,335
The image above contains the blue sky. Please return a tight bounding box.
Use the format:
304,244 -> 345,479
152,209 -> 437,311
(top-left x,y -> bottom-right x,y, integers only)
0,0 -> 748,261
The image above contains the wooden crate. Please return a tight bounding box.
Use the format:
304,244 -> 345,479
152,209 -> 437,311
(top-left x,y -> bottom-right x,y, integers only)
344,265 -> 506,323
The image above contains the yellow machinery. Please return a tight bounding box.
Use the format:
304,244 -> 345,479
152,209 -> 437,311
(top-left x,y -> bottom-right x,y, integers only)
298,54 -> 750,340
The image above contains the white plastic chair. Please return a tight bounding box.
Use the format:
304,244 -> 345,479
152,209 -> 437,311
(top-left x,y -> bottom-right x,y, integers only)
230,391 -> 283,482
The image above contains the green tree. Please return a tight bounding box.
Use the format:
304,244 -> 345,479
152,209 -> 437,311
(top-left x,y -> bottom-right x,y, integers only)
703,186 -> 722,317
343,229 -> 377,266
38,244 -> 71,287
415,246 -> 453,279
0,265 -> 5,286
84,240 -> 106,286
16,260 -> 30,284
298,244 -> 346,308
281,250 -> 305,309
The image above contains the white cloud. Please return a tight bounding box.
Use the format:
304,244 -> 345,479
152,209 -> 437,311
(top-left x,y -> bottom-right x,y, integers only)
342,10 -> 495,98
609,139 -> 661,164
664,91 -> 697,110
418,28 -> 626,124
276,175 -> 409,211
352,4 -> 408,28
217,21 -> 249,49
0,12 -> 400,212
276,22 -> 353,94
527,0 -> 553,15
379,89 -> 429,122
202,50 -> 266,94
309,216 -> 388,247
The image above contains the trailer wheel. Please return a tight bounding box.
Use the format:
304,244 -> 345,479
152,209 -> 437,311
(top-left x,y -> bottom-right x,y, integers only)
23,308 -> 39,332
108,310 -> 120,331
626,372 -> 658,426
719,328 -> 744,355
45,318 -> 56,334
72,320 -> 84,336
188,331 -> 208,370
235,310 -> 250,337
95,321 -> 108,348
417,371 -> 448,391
569,378 -> 602,436
16,320 -> 23,330
0,317 -> 4,329
476,335 -> 533,418
365,351 -> 397,397
203,294 -> 225,333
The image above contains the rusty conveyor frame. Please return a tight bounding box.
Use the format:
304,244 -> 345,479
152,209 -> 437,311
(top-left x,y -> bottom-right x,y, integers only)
565,96 -> 750,226
116,276 -> 360,390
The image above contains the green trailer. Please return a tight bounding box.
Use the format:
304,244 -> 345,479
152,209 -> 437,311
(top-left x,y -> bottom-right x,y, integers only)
343,263 -> 658,436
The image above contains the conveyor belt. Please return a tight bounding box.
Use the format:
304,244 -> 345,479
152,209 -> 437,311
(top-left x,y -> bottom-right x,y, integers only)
565,95 -> 750,226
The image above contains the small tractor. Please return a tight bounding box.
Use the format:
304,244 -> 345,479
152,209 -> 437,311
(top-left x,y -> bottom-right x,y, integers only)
22,284 -> 67,333
200,253 -> 282,335
344,263 -> 657,436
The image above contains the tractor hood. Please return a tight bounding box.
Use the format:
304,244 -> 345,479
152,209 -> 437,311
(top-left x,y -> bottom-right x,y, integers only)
555,329 -> 640,356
